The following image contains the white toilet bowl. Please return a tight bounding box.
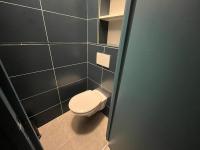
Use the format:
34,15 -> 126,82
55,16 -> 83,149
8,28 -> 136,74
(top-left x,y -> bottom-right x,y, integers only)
68,89 -> 108,117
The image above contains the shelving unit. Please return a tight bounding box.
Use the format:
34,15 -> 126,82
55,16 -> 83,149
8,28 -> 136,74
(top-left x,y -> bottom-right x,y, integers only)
99,14 -> 123,21
98,0 -> 126,46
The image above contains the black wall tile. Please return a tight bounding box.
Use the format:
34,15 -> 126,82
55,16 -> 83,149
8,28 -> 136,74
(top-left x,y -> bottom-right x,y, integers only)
3,0 -> 41,8
55,63 -> 87,87
0,3 -> 46,43
106,97 -> 111,107
101,105 -> 110,117
62,101 -> 70,113
0,45 -> 52,76
44,12 -> 87,42
11,70 -> 56,99
88,78 -> 111,105
42,0 -> 87,18
88,78 -> 100,90
88,44 -> 104,64
102,70 -> 114,92
88,19 -> 98,43
51,44 -> 87,67
59,79 -> 87,101
87,0 -> 98,19
21,89 -> 60,117
30,105 -> 62,127
1,0 -> 90,126
105,47 -> 118,72
88,64 -> 102,84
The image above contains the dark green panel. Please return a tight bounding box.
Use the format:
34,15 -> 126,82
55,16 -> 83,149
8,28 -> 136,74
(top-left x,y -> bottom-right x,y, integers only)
110,0 -> 200,150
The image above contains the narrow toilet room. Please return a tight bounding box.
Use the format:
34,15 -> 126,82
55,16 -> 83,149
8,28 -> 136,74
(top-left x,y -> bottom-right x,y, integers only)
1,0 -> 200,150
0,0 -> 125,150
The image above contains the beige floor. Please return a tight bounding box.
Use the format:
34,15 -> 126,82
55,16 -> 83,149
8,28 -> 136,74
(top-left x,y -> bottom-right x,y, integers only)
39,111 -> 109,150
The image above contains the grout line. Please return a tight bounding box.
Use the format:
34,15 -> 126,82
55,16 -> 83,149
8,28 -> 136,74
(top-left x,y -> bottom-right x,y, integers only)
88,77 -> 112,93
0,1 -> 87,21
88,42 -> 119,49
43,10 -> 87,20
97,19 -> 99,44
88,77 -> 101,86
26,78 -> 109,119
0,44 -> 22,46
0,0 -> 41,11
0,61 -> 43,148
97,0 -> 100,44
88,62 -> 114,74
86,0 -> 89,89
19,78 -> 87,101
50,42 -> 87,44
8,62 -> 86,78
0,42 -> 88,46
20,88 -> 57,101
55,62 -> 87,69
98,0 -> 100,18
87,18 -> 98,20
96,0 -> 100,44
29,103 -> 60,119
56,141 -> 69,150
62,98 -> 70,103
9,68 -> 53,78
100,47 -> 106,87
59,77 -> 87,88
39,0 -> 63,113
100,67 -> 103,88
103,46 -> 106,52
102,142 -> 109,150
27,78 -> 87,119
102,67 -> 114,74
88,61 -> 98,68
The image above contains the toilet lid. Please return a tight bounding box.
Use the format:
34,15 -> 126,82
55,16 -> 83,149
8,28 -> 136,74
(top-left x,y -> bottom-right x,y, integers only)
69,90 -> 101,114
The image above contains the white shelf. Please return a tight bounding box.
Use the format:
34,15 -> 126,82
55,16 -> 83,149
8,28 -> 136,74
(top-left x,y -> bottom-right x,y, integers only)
99,14 -> 123,21
99,0 -> 126,46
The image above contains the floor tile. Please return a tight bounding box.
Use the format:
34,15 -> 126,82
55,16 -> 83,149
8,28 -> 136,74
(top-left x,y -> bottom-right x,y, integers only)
39,111 -> 108,150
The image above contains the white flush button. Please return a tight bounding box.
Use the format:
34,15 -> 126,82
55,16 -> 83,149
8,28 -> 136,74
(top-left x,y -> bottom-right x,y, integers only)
96,52 -> 110,68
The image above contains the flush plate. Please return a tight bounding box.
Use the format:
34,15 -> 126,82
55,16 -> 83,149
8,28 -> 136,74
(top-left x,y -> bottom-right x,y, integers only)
96,52 -> 110,68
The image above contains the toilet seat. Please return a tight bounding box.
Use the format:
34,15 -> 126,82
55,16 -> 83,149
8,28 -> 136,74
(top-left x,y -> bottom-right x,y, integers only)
69,90 -> 102,114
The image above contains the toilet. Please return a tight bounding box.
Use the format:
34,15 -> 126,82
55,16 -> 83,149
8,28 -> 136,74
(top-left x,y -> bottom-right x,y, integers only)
69,89 -> 108,117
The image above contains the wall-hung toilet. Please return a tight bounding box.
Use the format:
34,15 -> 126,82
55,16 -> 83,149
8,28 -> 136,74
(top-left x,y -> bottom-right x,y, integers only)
69,89 -> 108,117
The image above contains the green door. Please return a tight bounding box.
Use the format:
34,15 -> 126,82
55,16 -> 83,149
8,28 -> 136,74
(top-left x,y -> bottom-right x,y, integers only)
109,0 -> 200,150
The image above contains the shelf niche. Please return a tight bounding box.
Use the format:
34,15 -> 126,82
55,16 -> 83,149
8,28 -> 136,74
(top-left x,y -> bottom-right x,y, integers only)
99,0 -> 125,46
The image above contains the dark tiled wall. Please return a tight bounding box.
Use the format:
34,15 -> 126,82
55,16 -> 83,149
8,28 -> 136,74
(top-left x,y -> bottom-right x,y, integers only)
87,0 -> 119,116
87,45 -> 118,116
0,0 -> 87,127
0,0 -> 119,126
